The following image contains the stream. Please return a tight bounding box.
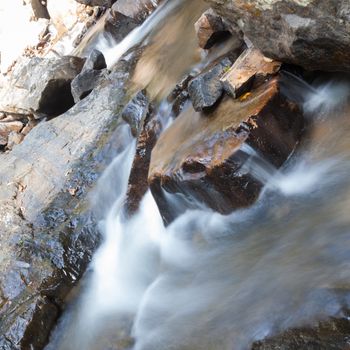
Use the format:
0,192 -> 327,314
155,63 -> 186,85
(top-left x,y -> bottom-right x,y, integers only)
45,1 -> 350,349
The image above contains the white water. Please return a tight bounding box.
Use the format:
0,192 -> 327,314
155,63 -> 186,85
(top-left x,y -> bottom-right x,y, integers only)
46,1 -> 350,349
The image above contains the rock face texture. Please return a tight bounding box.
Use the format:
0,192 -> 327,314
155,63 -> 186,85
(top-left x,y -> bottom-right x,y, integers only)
71,50 -> 108,103
194,8 -> 231,49
207,0 -> 350,72
0,50 -> 141,350
0,56 -> 85,118
149,78 -> 304,224
221,48 -> 281,98
188,58 -> 232,112
105,0 -> 161,41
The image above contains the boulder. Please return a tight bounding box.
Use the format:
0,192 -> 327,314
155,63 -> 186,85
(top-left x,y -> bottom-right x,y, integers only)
207,0 -> 350,72
148,77 -> 304,224
83,49 -> 107,71
0,48 -> 141,349
71,68 -> 108,103
104,0 -> 161,41
188,58 -> 232,112
221,48 -> 281,98
195,8 -> 231,49
0,56 -> 85,118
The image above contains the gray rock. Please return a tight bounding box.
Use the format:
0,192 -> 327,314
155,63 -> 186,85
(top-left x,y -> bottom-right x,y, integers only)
71,68 -> 108,103
207,0 -> 350,72
104,0 -> 161,41
188,58 -> 232,111
0,48 -> 142,349
0,56 -> 85,118
83,49 -> 107,71
121,90 -> 150,137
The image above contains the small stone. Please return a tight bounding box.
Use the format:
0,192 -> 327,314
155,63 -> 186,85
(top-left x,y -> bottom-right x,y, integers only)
7,132 -> 25,150
221,48 -> 281,98
195,8 -> 230,49
188,58 -> 232,112
83,49 -> 107,71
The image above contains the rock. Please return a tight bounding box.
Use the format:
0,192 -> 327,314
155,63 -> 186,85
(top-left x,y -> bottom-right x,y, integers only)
124,102 -> 162,217
188,58 -> 232,112
168,74 -> 193,117
121,90 -> 150,137
0,56 -> 85,118
195,8 -> 231,49
83,49 -> 107,71
221,48 -> 281,98
207,0 -> 350,72
149,77 -> 304,224
0,121 -> 24,147
26,0 -> 50,19
71,68 -> 108,103
74,0 -> 116,7
104,0 -> 161,41
0,48 -> 142,349
252,317 -> 350,350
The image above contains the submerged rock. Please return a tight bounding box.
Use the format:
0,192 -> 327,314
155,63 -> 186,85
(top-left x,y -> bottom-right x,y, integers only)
207,0 -> 350,72
0,56 -> 85,118
149,77 -> 304,224
195,8 -> 231,49
252,317 -> 350,350
221,48 -> 281,98
188,58 -> 232,112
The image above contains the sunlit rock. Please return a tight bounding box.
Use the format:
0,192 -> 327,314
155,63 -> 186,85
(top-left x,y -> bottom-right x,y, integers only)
194,8 -> 231,49
0,56 -> 85,118
207,0 -> 350,72
221,48 -> 281,98
149,77 -> 304,224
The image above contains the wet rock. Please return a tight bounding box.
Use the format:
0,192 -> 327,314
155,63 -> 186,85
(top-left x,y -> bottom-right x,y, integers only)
149,78 -> 304,224
121,90 -> 150,137
83,49 -> 107,71
188,58 -> 232,112
252,317 -> 350,350
168,74 -> 194,117
124,102 -> 162,217
221,48 -> 281,98
207,0 -> 350,72
195,8 -> 231,50
71,68 -> 108,103
0,56 -> 85,118
105,0 -> 161,41
0,48 -> 142,348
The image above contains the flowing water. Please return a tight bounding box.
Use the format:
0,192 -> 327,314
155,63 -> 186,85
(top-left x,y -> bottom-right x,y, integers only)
46,1 -> 350,349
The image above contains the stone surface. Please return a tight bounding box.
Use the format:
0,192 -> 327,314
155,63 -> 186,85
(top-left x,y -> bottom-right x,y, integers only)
149,77 -> 304,224
26,0 -> 50,19
0,48 -> 141,349
221,48 -> 281,98
124,101 -> 162,217
188,58 -> 232,112
207,0 -> 350,72
252,317 -> 350,350
71,68 -> 108,103
83,49 -> 107,71
104,0 -> 161,41
195,8 -> 230,49
0,56 -> 85,118
121,90 -> 150,137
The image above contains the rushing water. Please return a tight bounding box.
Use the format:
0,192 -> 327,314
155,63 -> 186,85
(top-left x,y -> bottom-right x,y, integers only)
46,1 -> 350,349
